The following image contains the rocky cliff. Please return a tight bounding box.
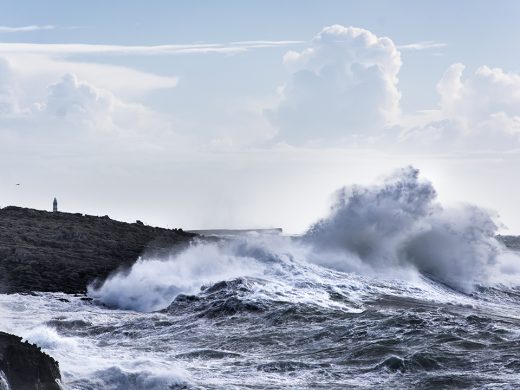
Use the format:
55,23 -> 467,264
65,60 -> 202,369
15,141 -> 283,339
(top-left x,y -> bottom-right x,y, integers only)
0,331 -> 61,390
0,206 -> 196,294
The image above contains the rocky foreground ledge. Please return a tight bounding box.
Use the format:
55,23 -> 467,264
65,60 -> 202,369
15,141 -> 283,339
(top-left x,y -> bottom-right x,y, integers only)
0,331 -> 61,390
0,206 -> 196,294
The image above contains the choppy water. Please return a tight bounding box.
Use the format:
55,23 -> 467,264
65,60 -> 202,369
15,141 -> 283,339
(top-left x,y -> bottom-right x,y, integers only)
2,248 -> 520,389
2,167 -> 520,389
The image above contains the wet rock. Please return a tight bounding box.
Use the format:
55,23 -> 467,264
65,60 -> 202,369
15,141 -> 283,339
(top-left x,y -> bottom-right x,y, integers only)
0,331 -> 61,390
0,206 -> 196,294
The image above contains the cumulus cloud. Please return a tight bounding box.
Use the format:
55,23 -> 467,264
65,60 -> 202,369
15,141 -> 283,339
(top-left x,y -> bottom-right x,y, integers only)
262,25 -> 520,151
45,74 -> 114,119
267,25 -> 402,145
40,73 -> 165,135
0,58 -> 170,149
401,64 -> 520,150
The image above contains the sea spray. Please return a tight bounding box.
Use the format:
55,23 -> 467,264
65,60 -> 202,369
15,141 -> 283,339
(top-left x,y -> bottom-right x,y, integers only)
89,166 -> 520,311
0,371 -> 9,390
88,240 -> 265,312
305,166 -> 505,291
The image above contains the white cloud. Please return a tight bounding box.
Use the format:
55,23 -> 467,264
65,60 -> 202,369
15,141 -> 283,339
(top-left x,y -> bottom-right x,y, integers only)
438,64 -> 520,123
0,39 -> 302,101
0,53 -> 178,101
0,59 -> 171,148
260,25 -> 520,151
0,58 -> 18,114
267,25 -> 402,145
398,40 -> 447,51
0,40 -> 303,57
401,64 -> 520,150
0,25 -> 54,33
39,73 -> 162,135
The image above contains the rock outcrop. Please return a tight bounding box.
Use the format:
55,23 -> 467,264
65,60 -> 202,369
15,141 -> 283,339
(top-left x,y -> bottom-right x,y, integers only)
0,206 -> 196,294
0,331 -> 61,390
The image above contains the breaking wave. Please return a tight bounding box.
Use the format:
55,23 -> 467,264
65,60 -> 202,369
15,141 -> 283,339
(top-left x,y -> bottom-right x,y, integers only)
89,166 -> 520,312
88,242 -> 265,312
305,166 -> 512,291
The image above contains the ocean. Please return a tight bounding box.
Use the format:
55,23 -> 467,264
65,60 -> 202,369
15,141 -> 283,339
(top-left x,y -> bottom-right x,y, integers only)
1,167 -> 519,389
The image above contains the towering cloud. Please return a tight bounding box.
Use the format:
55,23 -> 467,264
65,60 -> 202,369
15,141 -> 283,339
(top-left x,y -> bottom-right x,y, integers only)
268,25 -> 402,145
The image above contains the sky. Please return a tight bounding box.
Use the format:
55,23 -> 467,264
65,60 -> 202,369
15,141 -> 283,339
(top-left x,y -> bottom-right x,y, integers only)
1,0 -> 520,234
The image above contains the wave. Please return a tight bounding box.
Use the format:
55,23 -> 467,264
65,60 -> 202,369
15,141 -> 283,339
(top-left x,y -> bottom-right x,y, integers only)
304,166 -> 517,291
23,325 -> 78,351
70,366 -> 189,390
88,240 -> 266,312
0,293 -> 192,390
88,166 -> 520,312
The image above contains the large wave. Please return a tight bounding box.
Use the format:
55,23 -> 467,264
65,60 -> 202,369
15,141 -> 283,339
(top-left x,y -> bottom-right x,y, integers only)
89,166 -> 520,311
304,166 -> 510,291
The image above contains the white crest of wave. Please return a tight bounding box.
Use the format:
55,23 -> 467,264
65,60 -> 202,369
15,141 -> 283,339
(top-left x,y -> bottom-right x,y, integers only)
79,365 -> 188,390
0,371 -> 9,390
88,241 -> 265,312
24,325 -> 78,351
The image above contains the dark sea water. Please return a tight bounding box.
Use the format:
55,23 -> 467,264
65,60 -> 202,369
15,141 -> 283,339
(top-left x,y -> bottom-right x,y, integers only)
1,241 -> 520,389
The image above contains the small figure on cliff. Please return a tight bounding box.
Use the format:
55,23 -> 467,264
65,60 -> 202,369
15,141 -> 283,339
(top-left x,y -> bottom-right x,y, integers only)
53,198 -> 58,212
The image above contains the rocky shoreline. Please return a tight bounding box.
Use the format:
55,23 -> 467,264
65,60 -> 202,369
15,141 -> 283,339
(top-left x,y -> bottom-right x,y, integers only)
0,206 -> 197,388
0,331 -> 61,390
0,206 -> 196,294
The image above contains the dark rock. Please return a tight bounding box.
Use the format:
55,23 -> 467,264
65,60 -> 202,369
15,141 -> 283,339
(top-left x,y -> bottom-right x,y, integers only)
0,206 -> 196,294
0,331 -> 61,390
497,235 -> 520,251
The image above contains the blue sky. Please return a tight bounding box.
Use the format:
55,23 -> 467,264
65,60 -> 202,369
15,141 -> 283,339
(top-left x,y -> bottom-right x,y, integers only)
1,1 -> 520,233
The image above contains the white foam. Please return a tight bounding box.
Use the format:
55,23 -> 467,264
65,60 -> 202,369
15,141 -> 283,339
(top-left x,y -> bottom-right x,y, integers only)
69,364 -> 189,390
0,293 -> 191,389
305,166 -> 520,291
23,325 -> 78,351
0,371 -> 10,390
88,240 -> 266,312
